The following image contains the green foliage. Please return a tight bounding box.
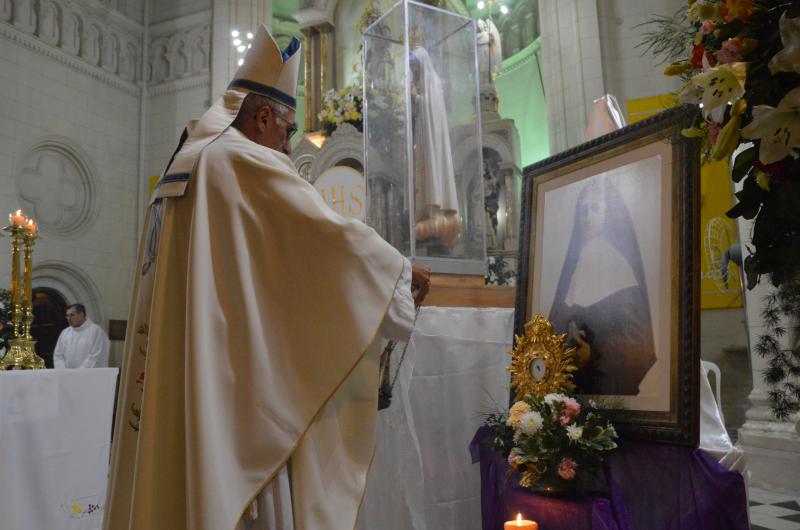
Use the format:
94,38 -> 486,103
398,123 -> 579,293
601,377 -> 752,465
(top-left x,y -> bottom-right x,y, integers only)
636,8 -> 694,66
757,278 -> 800,419
486,255 -> 516,286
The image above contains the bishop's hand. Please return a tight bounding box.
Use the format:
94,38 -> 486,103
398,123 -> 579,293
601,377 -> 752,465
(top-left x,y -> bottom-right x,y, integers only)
411,264 -> 431,307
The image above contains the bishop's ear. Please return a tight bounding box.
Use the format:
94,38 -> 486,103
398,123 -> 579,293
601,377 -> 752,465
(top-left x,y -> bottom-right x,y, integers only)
255,105 -> 272,133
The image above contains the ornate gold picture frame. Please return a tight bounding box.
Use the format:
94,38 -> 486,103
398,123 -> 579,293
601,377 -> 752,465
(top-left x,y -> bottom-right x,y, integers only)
515,107 -> 700,446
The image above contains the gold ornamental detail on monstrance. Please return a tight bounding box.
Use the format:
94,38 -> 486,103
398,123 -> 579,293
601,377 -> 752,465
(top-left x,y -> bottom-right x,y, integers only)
0,210 -> 45,370
508,314 -> 577,400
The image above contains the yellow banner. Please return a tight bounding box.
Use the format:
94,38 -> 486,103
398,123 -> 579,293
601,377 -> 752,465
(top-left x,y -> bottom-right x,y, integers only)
627,95 -> 742,309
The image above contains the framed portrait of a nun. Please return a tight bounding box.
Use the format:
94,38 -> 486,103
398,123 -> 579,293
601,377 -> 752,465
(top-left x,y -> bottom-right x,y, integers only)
515,107 -> 700,445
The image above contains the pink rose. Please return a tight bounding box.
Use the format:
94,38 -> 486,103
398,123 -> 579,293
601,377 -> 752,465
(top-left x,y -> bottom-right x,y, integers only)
717,38 -> 743,64
557,457 -> 578,480
559,397 -> 581,425
563,397 -> 581,418
507,450 -> 519,468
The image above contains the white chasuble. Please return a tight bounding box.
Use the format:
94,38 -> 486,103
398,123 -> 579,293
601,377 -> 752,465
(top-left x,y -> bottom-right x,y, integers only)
104,91 -> 406,530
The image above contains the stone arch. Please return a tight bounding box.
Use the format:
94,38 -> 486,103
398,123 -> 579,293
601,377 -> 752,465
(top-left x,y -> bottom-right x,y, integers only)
32,260 -> 105,327
102,31 -> 120,73
12,0 -> 37,33
31,286 -> 69,368
119,41 -> 138,82
83,21 -> 103,65
15,135 -> 101,238
39,0 -> 63,46
62,10 -> 83,56
0,0 -> 11,23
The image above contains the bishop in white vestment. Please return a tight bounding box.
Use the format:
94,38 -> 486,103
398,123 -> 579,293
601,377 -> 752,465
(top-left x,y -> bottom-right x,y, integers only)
104,26 -> 428,530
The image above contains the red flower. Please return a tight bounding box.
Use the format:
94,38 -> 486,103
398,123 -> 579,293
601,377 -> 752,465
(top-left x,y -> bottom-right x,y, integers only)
709,121 -> 722,146
691,45 -> 715,70
753,160 -> 794,183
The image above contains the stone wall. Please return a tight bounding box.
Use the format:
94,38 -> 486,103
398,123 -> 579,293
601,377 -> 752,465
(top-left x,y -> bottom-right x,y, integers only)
0,1 -> 142,363
0,0 -> 214,366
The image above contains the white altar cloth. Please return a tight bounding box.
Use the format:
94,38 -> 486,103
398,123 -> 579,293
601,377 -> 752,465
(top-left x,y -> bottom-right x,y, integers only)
358,307 -> 513,530
0,368 -> 118,530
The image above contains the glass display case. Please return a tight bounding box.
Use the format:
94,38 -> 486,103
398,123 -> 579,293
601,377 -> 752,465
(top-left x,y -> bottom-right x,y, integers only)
363,0 -> 485,274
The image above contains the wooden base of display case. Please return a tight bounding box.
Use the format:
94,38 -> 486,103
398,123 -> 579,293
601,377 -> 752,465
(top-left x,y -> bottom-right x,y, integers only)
421,273 -> 515,308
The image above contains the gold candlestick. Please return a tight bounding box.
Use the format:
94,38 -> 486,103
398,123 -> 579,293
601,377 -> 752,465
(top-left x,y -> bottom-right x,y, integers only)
10,227 -> 19,330
0,218 -> 44,370
22,230 -> 35,340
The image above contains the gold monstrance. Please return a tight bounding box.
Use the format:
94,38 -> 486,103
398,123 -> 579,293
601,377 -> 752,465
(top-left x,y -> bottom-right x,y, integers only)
0,210 -> 44,370
508,314 -> 577,400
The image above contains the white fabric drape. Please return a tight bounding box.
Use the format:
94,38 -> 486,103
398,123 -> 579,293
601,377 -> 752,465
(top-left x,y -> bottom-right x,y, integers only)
0,368 -> 118,530
358,307 -> 513,530
699,366 -> 748,476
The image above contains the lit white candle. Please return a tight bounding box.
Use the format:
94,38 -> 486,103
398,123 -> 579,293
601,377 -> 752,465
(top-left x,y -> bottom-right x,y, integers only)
9,210 -> 25,226
24,219 -> 36,235
504,513 -> 538,530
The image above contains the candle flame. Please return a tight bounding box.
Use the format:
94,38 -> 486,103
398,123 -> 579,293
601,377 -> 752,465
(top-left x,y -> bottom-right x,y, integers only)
517,513 -> 522,525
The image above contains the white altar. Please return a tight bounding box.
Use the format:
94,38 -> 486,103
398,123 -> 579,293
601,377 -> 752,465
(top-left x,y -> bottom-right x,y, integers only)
0,368 -> 117,530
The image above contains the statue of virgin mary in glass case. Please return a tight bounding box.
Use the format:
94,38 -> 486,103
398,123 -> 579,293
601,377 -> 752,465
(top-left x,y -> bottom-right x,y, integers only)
363,0 -> 486,274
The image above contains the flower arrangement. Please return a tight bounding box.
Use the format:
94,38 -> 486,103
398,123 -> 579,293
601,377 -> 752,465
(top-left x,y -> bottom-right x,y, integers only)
485,393 -> 618,493
318,85 -> 363,137
640,1 -> 800,419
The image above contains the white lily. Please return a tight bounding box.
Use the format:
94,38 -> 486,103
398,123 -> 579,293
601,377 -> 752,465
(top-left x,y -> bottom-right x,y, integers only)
769,12 -> 800,75
690,61 -> 747,122
741,87 -> 800,165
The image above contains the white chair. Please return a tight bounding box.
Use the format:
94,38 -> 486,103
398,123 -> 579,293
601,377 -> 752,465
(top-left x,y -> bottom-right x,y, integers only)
701,360 -> 724,423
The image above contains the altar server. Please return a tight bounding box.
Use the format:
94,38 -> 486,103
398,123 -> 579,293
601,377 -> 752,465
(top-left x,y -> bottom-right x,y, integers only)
104,25 -> 429,530
53,303 -> 110,369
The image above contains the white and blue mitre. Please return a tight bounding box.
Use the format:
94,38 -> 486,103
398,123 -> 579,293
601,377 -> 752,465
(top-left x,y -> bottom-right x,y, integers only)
228,25 -> 301,110
150,25 -> 301,202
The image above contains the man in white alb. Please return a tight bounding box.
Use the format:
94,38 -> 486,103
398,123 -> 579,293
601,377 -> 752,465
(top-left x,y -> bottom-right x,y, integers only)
53,303 -> 110,369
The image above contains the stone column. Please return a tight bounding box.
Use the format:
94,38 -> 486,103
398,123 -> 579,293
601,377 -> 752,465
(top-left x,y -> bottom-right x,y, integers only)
294,6 -> 336,133
536,0 -> 605,152
736,208 -> 800,492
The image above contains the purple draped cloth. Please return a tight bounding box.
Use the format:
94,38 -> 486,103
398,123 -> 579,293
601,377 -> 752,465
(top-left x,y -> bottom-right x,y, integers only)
470,427 -> 748,530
